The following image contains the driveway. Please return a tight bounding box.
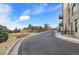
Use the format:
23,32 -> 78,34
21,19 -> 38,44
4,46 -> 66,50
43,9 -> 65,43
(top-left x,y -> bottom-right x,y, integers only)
18,31 -> 79,55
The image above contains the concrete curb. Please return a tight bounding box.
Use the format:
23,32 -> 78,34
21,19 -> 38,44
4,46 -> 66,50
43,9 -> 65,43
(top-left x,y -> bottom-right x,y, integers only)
4,37 -> 23,55
55,32 -> 79,44
4,31 -> 49,55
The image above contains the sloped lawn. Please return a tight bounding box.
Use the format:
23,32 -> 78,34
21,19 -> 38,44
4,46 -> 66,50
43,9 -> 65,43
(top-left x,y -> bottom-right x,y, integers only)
0,32 -> 38,55
0,33 -> 17,54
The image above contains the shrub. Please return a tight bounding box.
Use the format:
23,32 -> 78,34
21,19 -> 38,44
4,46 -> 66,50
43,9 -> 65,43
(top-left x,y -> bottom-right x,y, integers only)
0,31 -> 8,43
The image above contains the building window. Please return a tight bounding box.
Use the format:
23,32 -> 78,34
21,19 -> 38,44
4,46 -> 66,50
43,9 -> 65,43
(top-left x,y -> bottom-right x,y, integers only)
71,23 -> 73,34
72,3 -> 77,15
75,19 -> 77,32
68,8 -> 70,26
77,3 -> 79,9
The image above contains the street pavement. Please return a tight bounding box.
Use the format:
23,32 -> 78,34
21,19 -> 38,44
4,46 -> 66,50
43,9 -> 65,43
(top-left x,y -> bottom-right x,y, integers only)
18,31 -> 79,55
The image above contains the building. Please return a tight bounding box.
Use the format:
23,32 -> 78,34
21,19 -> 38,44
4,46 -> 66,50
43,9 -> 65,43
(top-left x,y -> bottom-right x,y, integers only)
62,3 -> 79,37
62,3 -> 70,34
58,15 -> 63,32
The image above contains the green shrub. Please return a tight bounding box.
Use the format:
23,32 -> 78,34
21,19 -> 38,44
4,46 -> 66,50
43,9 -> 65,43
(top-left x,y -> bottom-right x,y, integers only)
0,31 -> 8,43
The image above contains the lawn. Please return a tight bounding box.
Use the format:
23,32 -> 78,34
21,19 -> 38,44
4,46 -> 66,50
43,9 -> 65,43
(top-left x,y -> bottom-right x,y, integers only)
0,33 -> 18,54
0,32 -> 38,55
8,33 -> 17,42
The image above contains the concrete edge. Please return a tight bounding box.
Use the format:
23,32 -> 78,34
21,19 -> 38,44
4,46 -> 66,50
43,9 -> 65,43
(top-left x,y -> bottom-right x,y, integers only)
4,31 -> 49,55
55,32 -> 79,44
4,37 -> 22,55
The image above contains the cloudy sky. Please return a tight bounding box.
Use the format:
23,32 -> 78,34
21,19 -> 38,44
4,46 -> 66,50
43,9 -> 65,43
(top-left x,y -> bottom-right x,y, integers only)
0,3 -> 62,30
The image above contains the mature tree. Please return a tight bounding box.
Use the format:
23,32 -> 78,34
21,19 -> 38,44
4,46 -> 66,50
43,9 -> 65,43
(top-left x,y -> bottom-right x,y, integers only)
39,26 -> 43,32
0,24 -> 8,43
23,27 -> 27,30
44,24 -> 49,31
14,28 -> 20,33
27,24 -> 33,32
25,24 -> 51,32
28,24 -> 32,29
0,25 -> 8,31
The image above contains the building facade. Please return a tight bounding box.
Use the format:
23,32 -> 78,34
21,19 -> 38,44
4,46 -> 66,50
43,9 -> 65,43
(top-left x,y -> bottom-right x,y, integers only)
63,3 -> 79,36
59,15 -> 63,32
63,3 -> 70,34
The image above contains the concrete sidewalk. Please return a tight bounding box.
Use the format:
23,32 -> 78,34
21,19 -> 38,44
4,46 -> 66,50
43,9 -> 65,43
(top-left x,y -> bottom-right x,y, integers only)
55,32 -> 79,44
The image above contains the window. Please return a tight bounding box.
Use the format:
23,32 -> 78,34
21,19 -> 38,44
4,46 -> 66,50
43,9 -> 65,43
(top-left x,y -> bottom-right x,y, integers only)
75,19 -> 77,32
71,23 -> 73,34
68,7 -> 70,26
72,4 -> 77,15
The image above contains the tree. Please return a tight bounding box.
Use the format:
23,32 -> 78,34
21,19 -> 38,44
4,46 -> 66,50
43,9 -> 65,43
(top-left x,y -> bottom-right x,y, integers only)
14,28 -> 20,33
23,27 -> 27,30
0,24 -> 8,43
44,24 -> 49,31
0,25 -> 8,32
0,31 -> 8,43
27,24 -> 33,32
38,26 -> 43,32
28,24 -> 32,29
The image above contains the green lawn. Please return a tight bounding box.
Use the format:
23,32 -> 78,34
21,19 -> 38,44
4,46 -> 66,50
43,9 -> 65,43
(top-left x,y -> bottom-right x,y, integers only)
0,32 -> 30,54
0,33 -> 17,54
8,33 -> 17,42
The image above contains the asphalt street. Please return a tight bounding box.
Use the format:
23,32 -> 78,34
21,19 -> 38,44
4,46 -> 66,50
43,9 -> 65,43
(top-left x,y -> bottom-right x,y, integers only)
18,31 -> 79,55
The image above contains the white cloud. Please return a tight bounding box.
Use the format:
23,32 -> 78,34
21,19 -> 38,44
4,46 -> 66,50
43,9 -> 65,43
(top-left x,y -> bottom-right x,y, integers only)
0,4 -> 12,15
23,4 -> 62,15
50,24 -> 57,28
31,4 -> 48,14
0,4 -> 61,30
19,16 -> 30,21
23,4 -> 48,15
49,4 -> 62,12
0,4 -> 25,30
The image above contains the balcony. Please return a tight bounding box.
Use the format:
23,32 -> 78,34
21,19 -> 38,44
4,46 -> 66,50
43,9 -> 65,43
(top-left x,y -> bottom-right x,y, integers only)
59,15 -> 63,19
59,21 -> 63,26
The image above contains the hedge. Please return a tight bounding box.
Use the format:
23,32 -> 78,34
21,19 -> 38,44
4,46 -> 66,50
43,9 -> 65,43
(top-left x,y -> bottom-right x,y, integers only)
0,30 -> 8,43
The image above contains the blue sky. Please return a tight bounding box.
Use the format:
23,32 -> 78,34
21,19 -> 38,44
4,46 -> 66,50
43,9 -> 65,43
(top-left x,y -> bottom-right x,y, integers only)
0,3 -> 62,30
